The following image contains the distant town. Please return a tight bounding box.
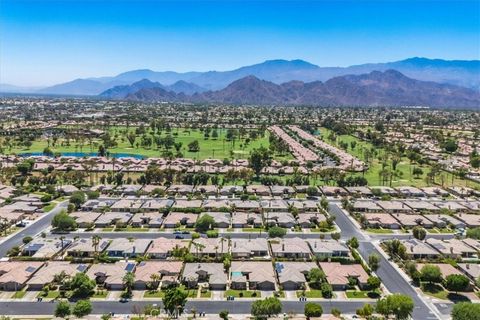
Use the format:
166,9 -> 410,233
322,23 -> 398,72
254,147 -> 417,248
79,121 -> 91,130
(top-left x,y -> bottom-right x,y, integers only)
0,97 -> 478,319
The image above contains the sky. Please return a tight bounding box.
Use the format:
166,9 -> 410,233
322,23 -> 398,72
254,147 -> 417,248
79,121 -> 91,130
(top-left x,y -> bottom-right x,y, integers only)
1,0 -> 479,87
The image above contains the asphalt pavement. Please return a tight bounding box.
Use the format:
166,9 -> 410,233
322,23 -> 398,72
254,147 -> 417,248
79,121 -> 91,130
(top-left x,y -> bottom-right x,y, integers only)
0,201 -> 69,257
0,300 -> 371,315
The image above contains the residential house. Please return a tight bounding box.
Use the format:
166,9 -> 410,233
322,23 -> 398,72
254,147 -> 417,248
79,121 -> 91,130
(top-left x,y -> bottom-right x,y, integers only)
307,240 -> 350,259
199,211 -> 231,228
146,237 -> 190,259
182,263 -> 227,290
67,238 -> 110,257
86,262 -> 136,290
134,261 -> 183,289
230,261 -> 276,290
23,238 -> 72,259
106,239 -> 151,258
270,237 -> 311,259
163,212 -> 197,228
231,212 -> 262,228
401,239 -> 440,259
319,262 -> 369,290
231,238 -> 269,259
0,261 -> 43,291
94,212 -> 133,227
276,261 -> 317,290
27,262 -> 88,290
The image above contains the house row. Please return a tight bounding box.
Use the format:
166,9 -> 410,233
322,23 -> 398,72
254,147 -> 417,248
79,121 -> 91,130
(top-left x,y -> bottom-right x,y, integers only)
395,238 -> 480,260
364,212 -> 480,229
353,199 -> 480,214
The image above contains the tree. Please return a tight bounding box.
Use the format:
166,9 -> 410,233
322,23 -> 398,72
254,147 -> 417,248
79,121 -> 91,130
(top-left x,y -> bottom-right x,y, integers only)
347,237 -> 359,249
249,147 -> 272,177
304,302 -> 323,318
163,286 -> 188,318
420,264 -> 442,284
412,167 -> 423,178
54,300 -> 71,318
308,268 -> 325,289
444,139 -> 458,153
412,226 -> 427,240
70,272 -> 96,298
195,214 -> 215,232
72,300 -> 92,318
367,276 -> 381,291
320,282 -> 333,298
268,226 -> 286,238
123,272 -> 135,295
444,274 -> 470,293
51,211 -> 77,231
251,297 -> 282,319
188,140 -> 200,153
376,294 -> 414,320
69,191 -> 86,208
219,310 -> 229,320
368,253 -> 380,271
331,232 -> 341,241
452,302 -> 480,320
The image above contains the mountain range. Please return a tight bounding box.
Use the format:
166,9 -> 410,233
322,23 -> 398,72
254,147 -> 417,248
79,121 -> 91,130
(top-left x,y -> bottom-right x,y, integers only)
1,57 -> 479,96
118,70 -> 480,108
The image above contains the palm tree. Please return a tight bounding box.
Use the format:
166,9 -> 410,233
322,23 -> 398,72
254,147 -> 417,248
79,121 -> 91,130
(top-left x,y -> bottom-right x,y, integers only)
149,273 -> 161,290
123,272 -> 135,295
92,235 -> 102,256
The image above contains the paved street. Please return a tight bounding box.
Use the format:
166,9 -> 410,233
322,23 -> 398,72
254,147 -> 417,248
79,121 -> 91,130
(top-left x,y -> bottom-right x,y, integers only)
329,203 -> 440,320
0,201 -> 69,257
0,300 -> 371,315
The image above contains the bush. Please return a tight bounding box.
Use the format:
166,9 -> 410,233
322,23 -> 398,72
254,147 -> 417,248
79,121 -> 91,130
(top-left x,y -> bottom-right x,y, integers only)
206,230 -> 219,238
304,302 -> 323,318
54,300 -> 71,318
320,282 -> 333,298
452,302 -> 480,320
22,236 -> 33,244
195,214 -> 215,232
72,300 -> 92,318
268,226 -> 286,238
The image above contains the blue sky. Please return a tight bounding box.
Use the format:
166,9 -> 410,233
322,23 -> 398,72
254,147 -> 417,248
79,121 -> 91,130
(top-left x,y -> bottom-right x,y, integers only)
1,0 -> 479,86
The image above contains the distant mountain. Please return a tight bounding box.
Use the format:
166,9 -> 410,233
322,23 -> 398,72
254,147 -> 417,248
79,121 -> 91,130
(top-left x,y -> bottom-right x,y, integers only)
100,79 -> 206,98
5,57 -> 480,95
0,83 -> 44,93
125,70 -> 480,108
36,79 -> 129,96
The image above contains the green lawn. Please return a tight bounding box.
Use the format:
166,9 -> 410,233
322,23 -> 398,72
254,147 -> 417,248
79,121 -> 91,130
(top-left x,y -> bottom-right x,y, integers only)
319,127 -> 480,189
421,283 -> 449,300
102,227 -> 115,232
37,291 -> 60,299
225,289 -> 260,298
366,228 -> 394,234
241,228 -> 264,232
144,290 -> 164,298
297,289 -> 323,298
345,290 -> 380,299
92,291 -> 108,299
116,226 -> 150,232
11,290 -> 27,299
42,203 -> 56,212
179,285 -> 198,298
200,290 -> 212,298
2,127 -> 292,161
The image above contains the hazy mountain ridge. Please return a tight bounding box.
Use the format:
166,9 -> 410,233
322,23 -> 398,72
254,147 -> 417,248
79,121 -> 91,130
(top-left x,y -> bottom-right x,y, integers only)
124,70 -> 480,108
4,57 -> 479,95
